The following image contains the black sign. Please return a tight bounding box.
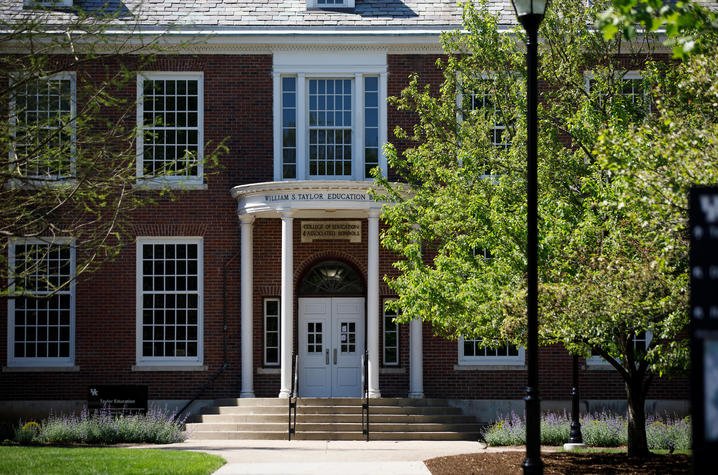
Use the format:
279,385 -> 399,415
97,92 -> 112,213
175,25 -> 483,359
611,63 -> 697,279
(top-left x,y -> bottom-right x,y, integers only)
689,187 -> 718,474
88,385 -> 148,415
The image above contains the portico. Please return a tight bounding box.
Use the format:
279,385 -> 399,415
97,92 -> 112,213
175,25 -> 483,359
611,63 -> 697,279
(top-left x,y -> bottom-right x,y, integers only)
231,180 -> 423,399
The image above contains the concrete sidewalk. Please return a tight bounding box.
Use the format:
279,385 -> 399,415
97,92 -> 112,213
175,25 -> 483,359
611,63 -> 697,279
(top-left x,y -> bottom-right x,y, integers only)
130,439 -> 516,474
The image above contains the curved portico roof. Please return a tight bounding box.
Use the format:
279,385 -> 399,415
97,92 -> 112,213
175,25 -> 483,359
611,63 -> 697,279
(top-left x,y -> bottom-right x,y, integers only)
231,180 -> 389,218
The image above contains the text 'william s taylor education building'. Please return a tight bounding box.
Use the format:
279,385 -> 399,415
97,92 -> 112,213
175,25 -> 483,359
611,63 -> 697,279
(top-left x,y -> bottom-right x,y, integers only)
0,0 -> 688,426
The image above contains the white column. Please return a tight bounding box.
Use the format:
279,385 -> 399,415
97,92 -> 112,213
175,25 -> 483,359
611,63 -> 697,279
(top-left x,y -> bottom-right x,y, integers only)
367,208 -> 381,398
279,210 -> 294,398
409,318 -> 424,399
239,214 -> 255,398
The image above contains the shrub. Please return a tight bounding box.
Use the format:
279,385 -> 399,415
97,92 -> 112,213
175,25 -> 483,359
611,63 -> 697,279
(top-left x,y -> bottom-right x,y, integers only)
481,411 -> 691,449
14,421 -> 41,445
31,405 -> 188,445
483,412 -> 526,446
646,415 -> 691,451
580,411 -> 626,447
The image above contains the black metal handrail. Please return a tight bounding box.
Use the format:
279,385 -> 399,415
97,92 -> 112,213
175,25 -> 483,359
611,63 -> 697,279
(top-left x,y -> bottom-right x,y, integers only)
288,353 -> 299,440
361,350 -> 369,441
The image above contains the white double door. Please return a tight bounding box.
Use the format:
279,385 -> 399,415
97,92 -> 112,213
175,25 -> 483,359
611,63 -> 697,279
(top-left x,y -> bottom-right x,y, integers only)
298,297 -> 365,397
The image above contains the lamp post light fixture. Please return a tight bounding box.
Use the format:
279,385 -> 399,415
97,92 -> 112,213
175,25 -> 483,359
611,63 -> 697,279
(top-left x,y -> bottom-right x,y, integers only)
510,0 -> 549,473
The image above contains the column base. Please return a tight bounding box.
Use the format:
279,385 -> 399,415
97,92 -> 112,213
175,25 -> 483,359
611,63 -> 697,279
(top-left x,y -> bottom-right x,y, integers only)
408,392 -> 424,399
239,391 -> 255,398
278,390 -> 291,399
368,390 -> 382,399
563,443 -> 587,451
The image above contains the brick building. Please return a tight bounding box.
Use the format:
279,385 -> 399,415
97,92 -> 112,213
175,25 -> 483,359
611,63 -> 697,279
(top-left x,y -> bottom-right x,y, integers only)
0,0 -> 688,423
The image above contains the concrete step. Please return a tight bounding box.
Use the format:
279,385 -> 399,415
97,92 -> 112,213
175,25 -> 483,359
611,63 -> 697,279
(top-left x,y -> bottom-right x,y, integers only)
187,422 -> 482,432
212,397 -> 452,407
190,413 -> 476,424
188,430 -> 482,441
186,397 -> 482,441
208,405 -> 462,416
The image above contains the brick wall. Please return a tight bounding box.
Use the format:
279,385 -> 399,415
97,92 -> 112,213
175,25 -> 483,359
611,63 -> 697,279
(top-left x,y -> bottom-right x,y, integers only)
0,51 -> 688,403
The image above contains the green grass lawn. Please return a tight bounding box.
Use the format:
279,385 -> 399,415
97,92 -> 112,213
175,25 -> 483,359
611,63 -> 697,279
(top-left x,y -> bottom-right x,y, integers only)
0,446 -> 226,475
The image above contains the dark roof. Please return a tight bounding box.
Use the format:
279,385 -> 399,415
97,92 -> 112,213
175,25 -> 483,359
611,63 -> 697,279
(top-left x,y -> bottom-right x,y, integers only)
0,0 -> 517,30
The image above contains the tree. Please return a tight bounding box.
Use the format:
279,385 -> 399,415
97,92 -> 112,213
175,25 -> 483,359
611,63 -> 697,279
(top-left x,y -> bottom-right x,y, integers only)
597,0 -> 718,57
375,0 -> 702,456
0,3 -> 224,296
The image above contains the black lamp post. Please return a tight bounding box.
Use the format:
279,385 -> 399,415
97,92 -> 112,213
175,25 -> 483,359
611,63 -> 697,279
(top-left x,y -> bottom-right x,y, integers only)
510,0 -> 549,473
564,354 -> 586,450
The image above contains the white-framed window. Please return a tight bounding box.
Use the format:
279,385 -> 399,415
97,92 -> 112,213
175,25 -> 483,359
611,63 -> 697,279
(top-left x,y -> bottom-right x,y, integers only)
468,80 -> 510,150
136,72 -> 204,187
383,300 -> 399,366
273,53 -> 387,181
7,238 -> 75,367
8,72 -> 76,181
136,237 -> 203,366
307,0 -> 355,8
587,331 -> 653,367
585,71 -> 647,109
458,337 -> 524,366
264,298 -> 280,366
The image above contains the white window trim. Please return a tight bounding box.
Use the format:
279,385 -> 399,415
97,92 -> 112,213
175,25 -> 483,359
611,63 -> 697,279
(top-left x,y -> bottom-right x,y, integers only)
264,297 -> 280,366
7,237 -> 76,368
136,72 -> 205,189
8,72 -> 77,184
307,0 -> 355,9
584,70 -> 646,105
456,73 -> 510,178
383,299 -> 399,366
458,337 -> 525,366
586,331 -> 653,367
135,237 -> 204,367
272,56 -> 387,182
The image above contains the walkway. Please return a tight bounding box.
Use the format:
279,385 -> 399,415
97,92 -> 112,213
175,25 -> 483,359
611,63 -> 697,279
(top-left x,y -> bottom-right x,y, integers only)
131,439 -> 518,474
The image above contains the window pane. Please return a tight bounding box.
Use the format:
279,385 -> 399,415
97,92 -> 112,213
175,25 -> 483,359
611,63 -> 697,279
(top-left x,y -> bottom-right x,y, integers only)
139,241 -> 200,359
141,78 -> 201,179
309,79 -> 352,177
11,242 -> 73,362
14,77 -> 74,178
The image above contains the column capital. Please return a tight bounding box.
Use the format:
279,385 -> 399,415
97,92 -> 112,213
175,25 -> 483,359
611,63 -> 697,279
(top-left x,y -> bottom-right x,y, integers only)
278,208 -> 295,220
239,213 -> 256,225
367,208 -> 381,219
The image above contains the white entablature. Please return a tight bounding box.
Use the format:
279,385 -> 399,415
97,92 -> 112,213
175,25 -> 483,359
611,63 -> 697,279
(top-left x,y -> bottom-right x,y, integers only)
231,180 -> 389,218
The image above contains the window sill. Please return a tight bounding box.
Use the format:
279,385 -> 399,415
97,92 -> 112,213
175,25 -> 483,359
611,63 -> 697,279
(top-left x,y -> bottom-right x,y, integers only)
6,177 -> 78,189
585,364 -> 615,371
3,365 -> 79,372
380,367 -> 405,375
257,367 -> 280,375
133,180 -> 207,191
132,364 -> 207,372
453,364 -> 526,371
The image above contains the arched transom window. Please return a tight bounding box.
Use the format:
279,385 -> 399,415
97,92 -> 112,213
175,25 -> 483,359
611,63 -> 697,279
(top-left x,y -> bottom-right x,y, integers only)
299,260 -> 363,296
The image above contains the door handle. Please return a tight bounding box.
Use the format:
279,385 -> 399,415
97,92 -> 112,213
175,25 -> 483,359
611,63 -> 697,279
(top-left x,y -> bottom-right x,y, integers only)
325,348 -> 329,365
333,348 -> 337,365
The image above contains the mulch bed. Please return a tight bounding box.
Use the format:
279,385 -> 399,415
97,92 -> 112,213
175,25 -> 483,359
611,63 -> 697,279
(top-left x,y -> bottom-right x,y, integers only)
425,451 -> 691,474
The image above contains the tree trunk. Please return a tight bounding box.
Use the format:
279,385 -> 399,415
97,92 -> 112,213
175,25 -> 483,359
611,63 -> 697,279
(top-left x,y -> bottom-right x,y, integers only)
626,378 -> 649,457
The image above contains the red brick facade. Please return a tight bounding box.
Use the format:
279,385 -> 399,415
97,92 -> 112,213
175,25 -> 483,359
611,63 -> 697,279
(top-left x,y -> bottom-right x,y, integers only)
0,52 -> 688,406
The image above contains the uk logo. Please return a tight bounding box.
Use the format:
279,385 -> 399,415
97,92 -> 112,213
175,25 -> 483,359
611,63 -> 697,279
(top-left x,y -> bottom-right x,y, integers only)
90,388 -> 98,397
